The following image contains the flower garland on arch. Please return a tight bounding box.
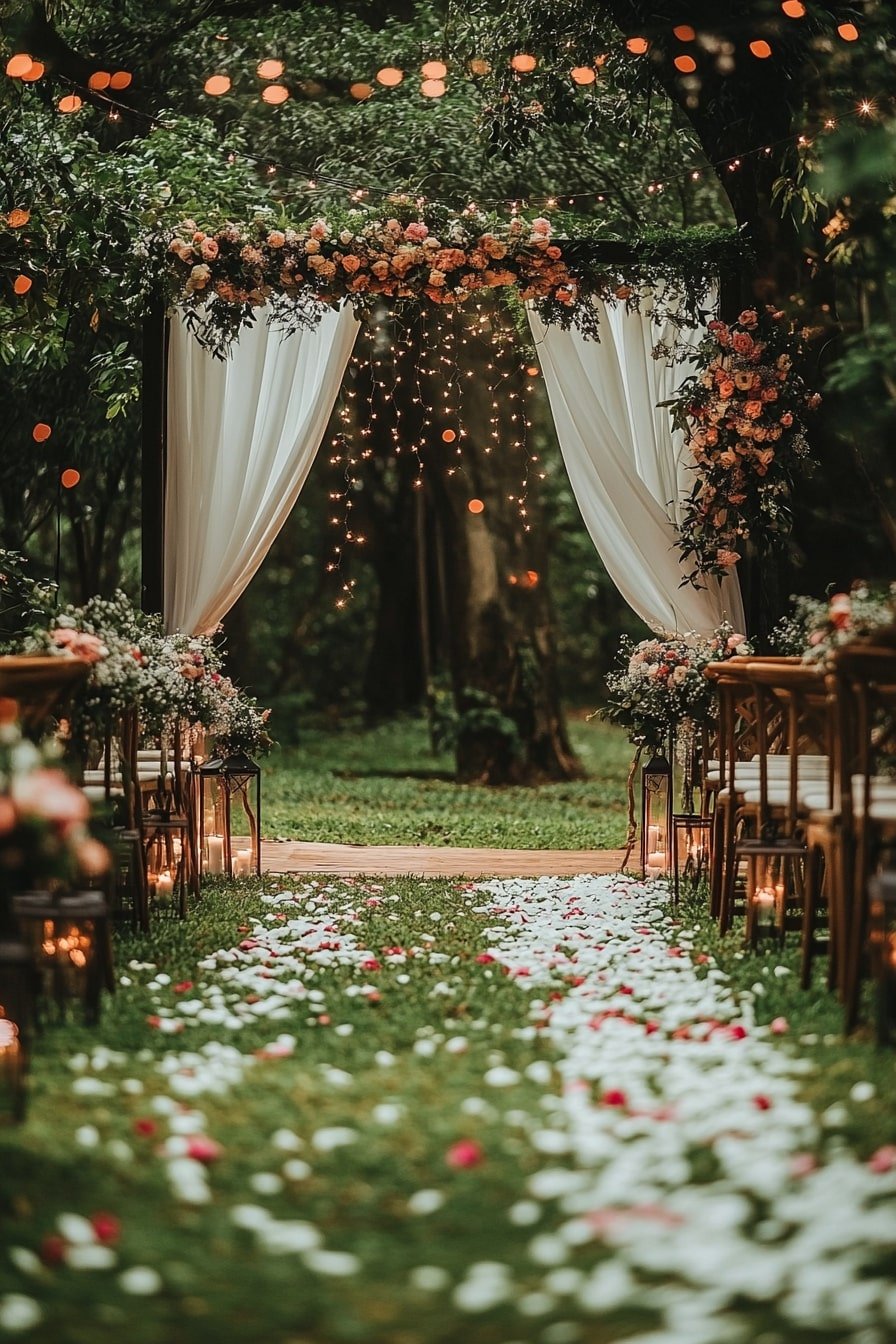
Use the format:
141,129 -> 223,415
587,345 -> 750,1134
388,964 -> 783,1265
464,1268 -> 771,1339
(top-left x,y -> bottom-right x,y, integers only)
666,306 -> 821,586
158,205 -> 734,354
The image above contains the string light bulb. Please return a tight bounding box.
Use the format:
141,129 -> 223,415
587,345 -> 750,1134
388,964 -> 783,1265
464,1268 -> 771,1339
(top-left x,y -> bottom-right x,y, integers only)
257,59 -> 284,79
5,53 -> 32,78
376,67 -> 403,86
261,84 -> 289,104
204,74 -> 231,95
837,23 -> 859,41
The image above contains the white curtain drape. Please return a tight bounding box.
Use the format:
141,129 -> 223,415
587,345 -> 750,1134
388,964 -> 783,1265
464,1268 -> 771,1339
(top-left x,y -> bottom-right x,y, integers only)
165,305 -> 359,634
528,296 -> 746,636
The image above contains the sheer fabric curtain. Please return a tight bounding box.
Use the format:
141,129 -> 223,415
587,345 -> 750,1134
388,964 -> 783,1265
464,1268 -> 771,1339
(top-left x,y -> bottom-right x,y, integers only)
165,305 -> 359,634
528,296 -> 746,636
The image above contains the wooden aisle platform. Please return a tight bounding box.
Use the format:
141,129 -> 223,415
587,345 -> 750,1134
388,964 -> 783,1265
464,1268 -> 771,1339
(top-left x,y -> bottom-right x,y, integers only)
262,839 -> 625,879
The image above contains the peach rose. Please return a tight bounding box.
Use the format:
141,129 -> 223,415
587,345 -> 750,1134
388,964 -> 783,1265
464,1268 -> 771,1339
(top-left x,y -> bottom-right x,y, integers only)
341,255 -> 361,273
267,231 -> 286,249
744,400 -> 763,420
200,238 -> 219,261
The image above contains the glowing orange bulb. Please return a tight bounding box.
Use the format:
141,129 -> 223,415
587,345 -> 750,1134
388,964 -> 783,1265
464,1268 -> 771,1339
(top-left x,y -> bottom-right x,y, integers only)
673,24 -> 696,40
376,67 -> 404,86
261,84 -> 289,104
749,40 -> 773,58
781,1 -> 806,16
421,60 -> 447,79
20,61 -> 44,82
108,71 -> 132,90
257,59 -> 284,80
61,468 -> 80,489
13,275 -> 32,295
58,94 -> 83,113
525,365 -> 539,377
837,22 -> 859,41
7,208 -> 30,228
5,53 -> 32,78
421,78 -> 446,97
525,570 -> 539,587
32,422 -> 52,443
468,498 -> 485,515
570,66 -> 596,85
441,429 -> 457,443
510,54 -> 537,72
204,74 -> 231,95
88,70 -> 111,90
674,54 -> 697,73
626,37 -> 649,55
349,81 -> 373,100
468,58 -> 491,76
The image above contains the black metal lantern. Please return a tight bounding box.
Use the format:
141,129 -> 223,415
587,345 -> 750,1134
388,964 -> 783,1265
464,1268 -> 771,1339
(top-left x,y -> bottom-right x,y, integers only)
671,813 -> 713,904
641,751 -> 673,880
12,892 -> 114,1025
198,753 -> 261,879
0,941 -> 35,1124
869,871 -> 896,1047
143,776 -> 189,918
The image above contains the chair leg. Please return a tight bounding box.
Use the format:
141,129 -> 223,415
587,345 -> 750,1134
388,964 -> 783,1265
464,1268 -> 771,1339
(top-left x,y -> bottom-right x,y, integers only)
801,844 -> 822,990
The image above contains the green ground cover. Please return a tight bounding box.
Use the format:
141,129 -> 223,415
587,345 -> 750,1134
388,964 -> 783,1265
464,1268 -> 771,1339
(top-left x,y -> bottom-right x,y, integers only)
0,875 -> 893,1344
263,715 -> 632,849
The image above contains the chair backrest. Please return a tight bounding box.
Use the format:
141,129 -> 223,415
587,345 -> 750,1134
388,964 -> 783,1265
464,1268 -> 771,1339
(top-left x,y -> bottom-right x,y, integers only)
743,660 -> 829,829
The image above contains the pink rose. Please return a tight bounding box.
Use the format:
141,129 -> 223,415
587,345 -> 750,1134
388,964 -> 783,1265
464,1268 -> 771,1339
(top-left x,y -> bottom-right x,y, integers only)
267,231 -> 286,249
309,220 -> 329,240
744,400 -> 763,420
404,222 -> 429,242
12,769 -> 89,828
737,309 -> 759,328
341,254 -> 361,273
531,217 -> 552,236
716,549 -> 740,568
731,331 -> 754,355
78,837 -> 110,877
200,238 -> 219,260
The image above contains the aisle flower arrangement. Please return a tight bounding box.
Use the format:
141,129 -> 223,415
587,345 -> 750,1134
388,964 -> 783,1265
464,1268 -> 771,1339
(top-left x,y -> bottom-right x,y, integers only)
22,593 -> 273,760
669,307 -> 820,584
0,699 -> 109,906
603,622 -> 751,750
772,583 -> 896,661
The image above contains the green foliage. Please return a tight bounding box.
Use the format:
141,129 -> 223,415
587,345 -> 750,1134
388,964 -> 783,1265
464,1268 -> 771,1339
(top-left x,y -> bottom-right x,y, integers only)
431,685 -> 523,760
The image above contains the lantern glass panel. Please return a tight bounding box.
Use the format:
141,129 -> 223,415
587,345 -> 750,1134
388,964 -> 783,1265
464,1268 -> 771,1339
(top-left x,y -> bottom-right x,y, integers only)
198,758 -> 227,877
0,942 -> 33,1124
641,753 -> 672,878
221,754 -> 261,878
869,874 -> 896,1046
13,893 -> 112,1024
746,853 -> 784,947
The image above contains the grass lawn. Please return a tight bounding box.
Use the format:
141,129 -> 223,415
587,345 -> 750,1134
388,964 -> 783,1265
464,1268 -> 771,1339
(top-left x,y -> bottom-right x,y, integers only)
263,714 -> 632,849
1,874 -> 894,1344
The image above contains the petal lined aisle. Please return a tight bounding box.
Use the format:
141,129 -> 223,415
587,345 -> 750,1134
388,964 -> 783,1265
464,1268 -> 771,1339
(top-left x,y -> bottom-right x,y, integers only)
7,873 -> 893,1344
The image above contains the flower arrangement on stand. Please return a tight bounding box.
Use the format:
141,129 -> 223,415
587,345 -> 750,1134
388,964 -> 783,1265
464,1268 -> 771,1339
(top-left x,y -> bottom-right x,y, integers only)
668,307 -> 821,584
602,623 -> 752,869
772,583 -> 896,661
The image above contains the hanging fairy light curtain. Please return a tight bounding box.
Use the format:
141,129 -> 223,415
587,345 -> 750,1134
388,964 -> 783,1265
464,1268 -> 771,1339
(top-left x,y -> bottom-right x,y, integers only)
164,304 -> 359,634
527,291 -> 746,636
